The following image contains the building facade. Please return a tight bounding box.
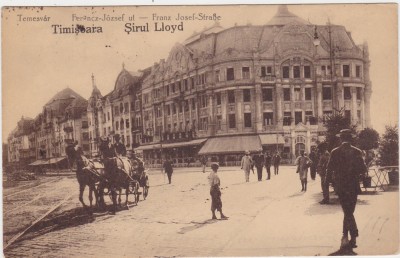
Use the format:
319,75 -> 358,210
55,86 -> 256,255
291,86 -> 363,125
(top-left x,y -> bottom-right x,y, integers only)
8,88 -> 89,169
136,5 -> 371,166
7,6 -> 372,169
7,117 -> 35,167
87,67 -> 148,157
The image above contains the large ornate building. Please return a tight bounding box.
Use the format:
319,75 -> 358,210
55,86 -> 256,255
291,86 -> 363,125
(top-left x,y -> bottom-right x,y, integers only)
7,6 -> 372,169
137,5 -> 372,166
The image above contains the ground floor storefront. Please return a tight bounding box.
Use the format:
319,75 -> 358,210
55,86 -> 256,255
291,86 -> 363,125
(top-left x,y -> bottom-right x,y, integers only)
136,124 -> 323,168
27,156 -> 70,173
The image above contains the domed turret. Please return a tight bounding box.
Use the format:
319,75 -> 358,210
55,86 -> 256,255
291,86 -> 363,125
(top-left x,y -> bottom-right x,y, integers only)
267,5 -> 309,26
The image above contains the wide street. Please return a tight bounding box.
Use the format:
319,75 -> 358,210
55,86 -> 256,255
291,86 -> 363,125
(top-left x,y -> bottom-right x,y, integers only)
3,166 -> 399,257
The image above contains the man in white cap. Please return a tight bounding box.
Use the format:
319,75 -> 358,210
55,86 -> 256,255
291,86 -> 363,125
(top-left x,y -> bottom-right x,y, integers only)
208,162 -> 228,220
241,150 -> 253,182
326,129 -> 367,251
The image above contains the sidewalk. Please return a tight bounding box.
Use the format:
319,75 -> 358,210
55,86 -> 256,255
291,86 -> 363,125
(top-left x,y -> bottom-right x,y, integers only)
4,166 -> 398,257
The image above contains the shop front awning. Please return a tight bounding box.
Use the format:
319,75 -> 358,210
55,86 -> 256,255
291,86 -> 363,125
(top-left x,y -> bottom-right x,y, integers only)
135,144 -> 162,151
28,159 -> 47,166
259,134 -> 285,145
46,157 -> 67,164
161,138 -> 207,149
198,135 -> 262,155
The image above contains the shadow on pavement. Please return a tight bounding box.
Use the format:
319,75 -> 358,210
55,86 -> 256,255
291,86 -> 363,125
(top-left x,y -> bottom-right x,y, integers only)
15,206 -> 115,244
177,219 -> 220,234
328,247 -> 357,256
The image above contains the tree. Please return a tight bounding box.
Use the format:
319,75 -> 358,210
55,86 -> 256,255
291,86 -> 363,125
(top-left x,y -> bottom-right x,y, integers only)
323,109 -> 357,151
378,125 -> 399,166
357,127 -> 380,151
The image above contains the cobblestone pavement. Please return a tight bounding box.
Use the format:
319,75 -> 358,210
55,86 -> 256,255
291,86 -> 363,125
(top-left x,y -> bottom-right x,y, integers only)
3,166 -> 399,257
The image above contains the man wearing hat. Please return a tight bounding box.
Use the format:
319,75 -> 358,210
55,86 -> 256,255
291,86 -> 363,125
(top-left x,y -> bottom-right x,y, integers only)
163,156 -> 174,184
326,129 -> 367,250
254,150 -> 265,181
241,150 -> 253,182
317,142 -> 331,204
113,134 -> 126,157
208,162 -> 228,220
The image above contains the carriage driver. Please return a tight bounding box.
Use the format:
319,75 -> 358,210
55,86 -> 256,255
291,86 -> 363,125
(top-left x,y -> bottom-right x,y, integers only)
113,134 -> 127,157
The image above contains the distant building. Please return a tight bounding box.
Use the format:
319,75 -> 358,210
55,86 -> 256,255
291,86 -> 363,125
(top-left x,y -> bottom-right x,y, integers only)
7,117 -> 34,168
136,5 -> 372,166
8,88 -> 89,169
2,143 -> 9,169
87,67 -> 149,157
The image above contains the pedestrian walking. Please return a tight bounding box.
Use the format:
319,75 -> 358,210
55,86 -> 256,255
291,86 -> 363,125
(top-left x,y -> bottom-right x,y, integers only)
264,152 -> 272,180
295,150 -> 312,191
201,155 -> 207,173
317,143 -> 331,204
273,152 -> 281,175
241,150 -> 253,182
309,148 -> 318,180
208,162 -> 228,220
326,129 -> 367,250
251,154 -> 256,174
163,157 -> 174,184
254,151 -> 264,181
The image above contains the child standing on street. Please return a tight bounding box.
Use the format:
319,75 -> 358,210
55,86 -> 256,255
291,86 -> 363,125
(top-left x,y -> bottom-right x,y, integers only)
208,163 -> 228,220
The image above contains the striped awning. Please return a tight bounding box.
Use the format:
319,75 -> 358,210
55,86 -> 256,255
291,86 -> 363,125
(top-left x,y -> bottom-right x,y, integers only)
259,134 -> 285,145
47,157 -> 67,164
198,135 -> 262,155
161,138 -> 207,149
135,144 -> 162,151
28,159 -> 47,166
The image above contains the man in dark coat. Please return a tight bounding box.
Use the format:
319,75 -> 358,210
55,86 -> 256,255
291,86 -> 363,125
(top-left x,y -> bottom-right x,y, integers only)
254,151 -> 264,181
264,152 -> 272,180
201,155 -> 207,173
326,129 -> 367,250
113,134 -> 126,156
163,157 -> 174,184
273,152 -> 281,175
309,148 -> 318,180
317,146 -> 331,204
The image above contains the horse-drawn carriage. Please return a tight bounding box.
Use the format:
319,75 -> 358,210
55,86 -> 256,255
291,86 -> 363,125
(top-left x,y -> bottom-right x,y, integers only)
69,148 -> 149,214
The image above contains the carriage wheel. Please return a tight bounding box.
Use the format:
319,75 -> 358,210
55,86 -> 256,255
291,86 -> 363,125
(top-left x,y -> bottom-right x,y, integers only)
135,183 -> 140,205
129,181 -> 140,206
143,177 -> 149,200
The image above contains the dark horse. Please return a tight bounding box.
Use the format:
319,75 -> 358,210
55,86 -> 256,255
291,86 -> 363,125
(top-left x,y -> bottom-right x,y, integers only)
97,140 -> 140,214
67,147 -> 101,211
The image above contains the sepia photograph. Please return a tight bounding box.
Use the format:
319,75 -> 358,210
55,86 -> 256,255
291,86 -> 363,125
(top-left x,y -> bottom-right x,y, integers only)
2,3 -> 399,257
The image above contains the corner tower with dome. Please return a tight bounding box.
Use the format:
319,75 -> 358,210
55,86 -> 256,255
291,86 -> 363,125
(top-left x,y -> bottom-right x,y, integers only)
137,5 -> 371,166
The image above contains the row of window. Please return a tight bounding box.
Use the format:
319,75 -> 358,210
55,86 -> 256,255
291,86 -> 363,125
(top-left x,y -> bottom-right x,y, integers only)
150,86 -> 363,117
144,63 -> 363,105
282,65 -> 312,79
342,64 -> 362,78
213,109 -> 361,130
113,101 -> 135,116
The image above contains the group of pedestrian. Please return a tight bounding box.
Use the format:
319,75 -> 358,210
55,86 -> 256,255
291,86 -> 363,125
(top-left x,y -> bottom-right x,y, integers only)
162,128 -> 367,252
240,150 -> 281,182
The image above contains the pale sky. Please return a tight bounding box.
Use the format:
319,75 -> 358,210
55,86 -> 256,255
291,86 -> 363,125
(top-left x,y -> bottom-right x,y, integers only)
2,4 -> 398,142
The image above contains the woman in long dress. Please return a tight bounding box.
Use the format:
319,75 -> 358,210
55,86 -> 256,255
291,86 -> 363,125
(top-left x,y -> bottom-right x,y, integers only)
295,150 -> 312,191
